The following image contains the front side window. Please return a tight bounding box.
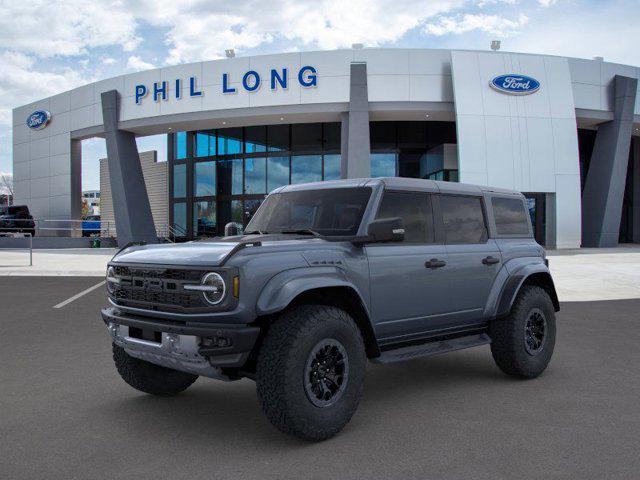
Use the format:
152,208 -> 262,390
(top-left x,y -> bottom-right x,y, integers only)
492,197 -> 531,235
375,191 -> 435,243
246,187 -> 372,237
440,195 -> 487,244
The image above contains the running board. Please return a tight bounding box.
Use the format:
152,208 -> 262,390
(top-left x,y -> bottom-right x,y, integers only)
372,333 -> 491,364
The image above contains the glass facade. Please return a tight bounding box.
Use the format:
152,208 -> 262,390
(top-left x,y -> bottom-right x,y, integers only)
169,120 -> 463,239
169,123 -> 341,238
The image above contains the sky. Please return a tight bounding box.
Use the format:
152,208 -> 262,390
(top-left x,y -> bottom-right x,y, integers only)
0,0 -> 639,192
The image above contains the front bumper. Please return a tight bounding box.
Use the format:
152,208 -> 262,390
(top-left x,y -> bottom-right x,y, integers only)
102,307 -> 260,379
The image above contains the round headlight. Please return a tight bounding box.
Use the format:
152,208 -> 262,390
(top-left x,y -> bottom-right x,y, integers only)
106,266 -> 116,295
201,272 -> 226,305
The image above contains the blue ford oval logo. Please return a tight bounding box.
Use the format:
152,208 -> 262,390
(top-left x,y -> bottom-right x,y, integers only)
490,74 -> 540,95
26,110 -> 52,130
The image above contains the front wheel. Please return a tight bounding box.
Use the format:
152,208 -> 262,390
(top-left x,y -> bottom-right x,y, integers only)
256,305 -> 366,441
112,344 -> 198,396
489,285 -> 556,379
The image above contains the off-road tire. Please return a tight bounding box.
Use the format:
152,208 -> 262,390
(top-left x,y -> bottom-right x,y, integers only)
256,305 -> 366,441
489,285 -> 556,379
112,344 -> 198,396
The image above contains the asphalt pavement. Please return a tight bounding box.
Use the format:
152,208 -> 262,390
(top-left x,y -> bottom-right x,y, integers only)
1,276 -> 639,480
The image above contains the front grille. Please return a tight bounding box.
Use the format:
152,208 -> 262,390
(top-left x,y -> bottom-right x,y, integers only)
111,266 -> 207,312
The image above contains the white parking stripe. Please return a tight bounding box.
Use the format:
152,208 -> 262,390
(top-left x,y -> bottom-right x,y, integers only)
53,281 -> 105,309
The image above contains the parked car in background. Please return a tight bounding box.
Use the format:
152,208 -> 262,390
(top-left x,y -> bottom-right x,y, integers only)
0,205 -> 35,236
82,215 -> 101,237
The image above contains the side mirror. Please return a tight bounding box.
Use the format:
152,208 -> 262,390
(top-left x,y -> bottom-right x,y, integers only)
224,222 -> 243,237
367,217 -> 405,243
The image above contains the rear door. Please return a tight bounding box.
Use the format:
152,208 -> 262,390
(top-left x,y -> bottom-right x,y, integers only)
439,194 -> 501,325
366,190 -> 451,344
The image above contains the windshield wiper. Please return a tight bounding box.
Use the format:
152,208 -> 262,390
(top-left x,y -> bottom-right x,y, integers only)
280,229 -> 322,237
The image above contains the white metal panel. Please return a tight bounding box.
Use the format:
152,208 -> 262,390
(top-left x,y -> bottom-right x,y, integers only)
13,180 -> 30,200
201,83 -> 250,110
29,137 -> 50,160
93,76 -> 126,104
49,153 -> 71,177
555,174 -> 582,248
368,74 -> 409,101
29,177 -> 50,199
50,194 -> 72,217
455,113 -> 487,174
409,50 -> 451,75
49,174 -> 71,197
409,75 -> 453,102
48,111 -> 70,137
49,92 -> 71,115
13,123 -> 29,144
202,57 -> 250,87
484,116 -> 514,187
13,142 -> 29,163
159,90 -> 204,116
354,48 -> 410,75
49,133 -> 70,156
526,117 -> 556,192
572,83 -> 601,110
29,157 -> 50,179
123,68 -> 163,101
301,75 -> 349,104
569,58 -> 601,85
120,97 -> 161,121
450,51 -> 483,115
69,104 -> 97,131
300,49 -> 353,77
69,84 -> 94,110
29,196 -> 50,218
12,162 -> 29,182
551,118 -> 580,175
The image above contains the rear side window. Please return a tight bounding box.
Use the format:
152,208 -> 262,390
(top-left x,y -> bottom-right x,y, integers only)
375,191 -> 435,243
492,197 -> 531,235
440,195 -> 487,244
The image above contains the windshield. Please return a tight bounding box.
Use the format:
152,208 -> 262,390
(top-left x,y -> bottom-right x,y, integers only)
246,187 -> 372,237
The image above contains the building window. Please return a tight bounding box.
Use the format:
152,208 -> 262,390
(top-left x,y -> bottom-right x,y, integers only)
173,202 -> 187,235
173,163 -> 187,198
175,132 -> 187,160
291,155 -> 322,184
371,153 -> 397,177
195,131 -> 215,157
169,122 -> 341,238
218,128 -> 243,155
194,161 -> 216,197
245,157 -> 267,194
245,126 -> 267,153
323,154 -> 341,180
267,156 -> 290,191
194,200 -> 216,237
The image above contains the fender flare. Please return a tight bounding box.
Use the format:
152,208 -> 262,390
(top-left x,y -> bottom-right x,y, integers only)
495,264 -> 560,318
256,266 -> 369,317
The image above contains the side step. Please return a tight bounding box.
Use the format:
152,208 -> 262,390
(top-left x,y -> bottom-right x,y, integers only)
372,333 -> 491,364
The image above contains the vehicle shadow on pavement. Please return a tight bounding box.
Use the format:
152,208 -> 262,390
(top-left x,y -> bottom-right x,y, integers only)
98,347 -> 520,448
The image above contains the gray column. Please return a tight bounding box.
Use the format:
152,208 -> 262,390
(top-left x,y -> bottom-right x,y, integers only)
342,62 -> 371,179
101,90 -> 157,246
581,75 -> 638,247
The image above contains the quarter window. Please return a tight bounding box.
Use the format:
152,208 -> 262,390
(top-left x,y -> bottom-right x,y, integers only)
492,197 -> 531,235
440,195 -> 487,244
375,191 -> 435,243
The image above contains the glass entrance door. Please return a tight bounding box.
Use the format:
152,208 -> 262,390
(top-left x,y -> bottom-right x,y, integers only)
524,193 -> 546,246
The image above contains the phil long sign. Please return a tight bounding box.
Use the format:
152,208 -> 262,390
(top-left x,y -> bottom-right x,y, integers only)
490,74 -> 540,95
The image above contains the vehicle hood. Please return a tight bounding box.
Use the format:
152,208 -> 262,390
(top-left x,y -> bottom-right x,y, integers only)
111,235 -> 336,267
112,242 -> 239,266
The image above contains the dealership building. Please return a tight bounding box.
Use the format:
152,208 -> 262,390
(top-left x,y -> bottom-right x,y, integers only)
11,48 -> 640,248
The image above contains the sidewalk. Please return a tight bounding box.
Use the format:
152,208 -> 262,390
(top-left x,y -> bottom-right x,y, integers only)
0,246 -> 639,302
0,248 -> 117,276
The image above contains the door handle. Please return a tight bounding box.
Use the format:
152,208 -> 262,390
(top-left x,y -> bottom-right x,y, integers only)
482,256 -> 500,265
425,258 -> 446,269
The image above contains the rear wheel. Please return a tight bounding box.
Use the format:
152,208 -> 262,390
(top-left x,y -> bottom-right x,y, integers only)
489,285 -> 556,379
256,305 -> 366,441
112,344 -> 198,396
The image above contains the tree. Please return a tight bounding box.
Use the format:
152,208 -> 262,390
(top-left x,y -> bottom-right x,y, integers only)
0,173 -> 13,207
82,198 -> 91,217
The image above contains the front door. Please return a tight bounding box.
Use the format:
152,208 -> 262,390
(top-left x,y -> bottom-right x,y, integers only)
366,191 -> 452,345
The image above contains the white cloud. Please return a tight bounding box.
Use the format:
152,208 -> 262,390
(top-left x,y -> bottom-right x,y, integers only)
0,0 -> 141,58
126,55 -> 156,72
132,0 -> 467,64
102,57 -> 117,65
0,51 -> 86,124
538,0 -> 558,6
424,13 -> 529,36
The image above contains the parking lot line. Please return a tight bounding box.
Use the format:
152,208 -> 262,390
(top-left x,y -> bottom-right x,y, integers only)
53,281 -> 105,309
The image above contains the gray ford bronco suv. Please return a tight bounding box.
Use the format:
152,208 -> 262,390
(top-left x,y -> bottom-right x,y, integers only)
102,177 -> 559,441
